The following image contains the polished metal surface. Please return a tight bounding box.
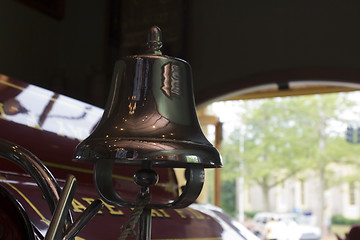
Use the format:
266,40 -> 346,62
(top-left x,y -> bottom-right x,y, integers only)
45,175 -> 77,240
138,207 -> 152,240
62,199 -> 103,240
94,159 -> 204,209
0,139 -> 73,238
0,139 -> 70,218
0,139 -> 104,240
73,26 -> 222,239
45,174 -> 103,240
73,26 -> 222,168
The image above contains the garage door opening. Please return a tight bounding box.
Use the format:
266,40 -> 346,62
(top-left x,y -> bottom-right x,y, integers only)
198,80 -> 360,239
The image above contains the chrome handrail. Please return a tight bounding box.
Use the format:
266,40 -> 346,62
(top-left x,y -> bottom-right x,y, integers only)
0,139 -> 103,240
0,139 -> 73,237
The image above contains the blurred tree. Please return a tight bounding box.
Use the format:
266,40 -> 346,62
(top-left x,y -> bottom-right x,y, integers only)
221,180 -> 237,217
241,97 -> 313,211
215,92 -> 360,228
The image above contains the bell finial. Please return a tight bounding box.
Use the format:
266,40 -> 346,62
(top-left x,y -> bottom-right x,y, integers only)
146,25 -> 163,54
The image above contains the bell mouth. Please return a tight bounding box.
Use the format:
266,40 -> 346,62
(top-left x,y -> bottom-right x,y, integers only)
73,137 -> 222,168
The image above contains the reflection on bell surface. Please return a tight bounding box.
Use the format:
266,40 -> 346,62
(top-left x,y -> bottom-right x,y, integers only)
74,26 -> 222,168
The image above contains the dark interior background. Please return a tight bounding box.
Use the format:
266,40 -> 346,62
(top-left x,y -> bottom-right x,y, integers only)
1,0 -> 360,107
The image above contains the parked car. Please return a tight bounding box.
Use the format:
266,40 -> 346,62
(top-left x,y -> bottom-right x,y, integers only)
253,212 -> 321,240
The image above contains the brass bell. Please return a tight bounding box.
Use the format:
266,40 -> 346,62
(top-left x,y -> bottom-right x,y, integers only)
74,26 -> 222,169
73,26 -> 222,239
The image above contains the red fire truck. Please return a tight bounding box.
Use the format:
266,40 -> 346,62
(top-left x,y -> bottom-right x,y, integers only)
0,70 -> 258,239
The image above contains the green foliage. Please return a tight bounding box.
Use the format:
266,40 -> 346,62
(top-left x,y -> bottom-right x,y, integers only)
244,211 -> 258,219
220,131 -> 242,182
332,214 -> 360,225
331,224 -> 351,238
221,180 -> 237,217
215,92 -> 360,211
